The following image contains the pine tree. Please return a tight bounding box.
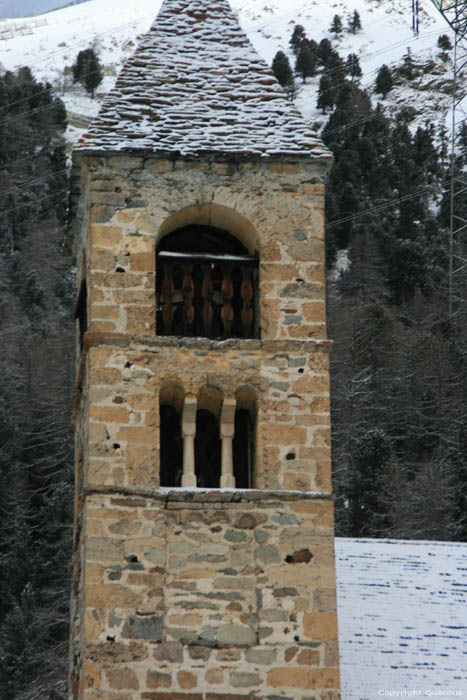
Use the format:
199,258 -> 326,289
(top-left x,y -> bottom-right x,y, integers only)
400,47 -> 415,80
413,123 -> 439,179
450,418 -> 467,540
375,64 -> 393,98
72,47 -> 103,98
344,428 -> 392,537
326,50 -> 347,84
84,50 -> 103,98
346,53 -> 362,83
295,41 -> 316,83
317,38 -> 333,68
437,120 -> 449,168
72,48 -> 91,83
437,33 -> 452,52
272,51 -> 294,91
458,120 -> 467,160
348,9 -> 362,33
330,14 -> 343,36
289,24 -> 306,56
317,75 -> 335,114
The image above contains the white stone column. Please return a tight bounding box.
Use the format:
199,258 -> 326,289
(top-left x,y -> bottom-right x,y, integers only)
220,397 -> 236,489
181,396 -> 197,488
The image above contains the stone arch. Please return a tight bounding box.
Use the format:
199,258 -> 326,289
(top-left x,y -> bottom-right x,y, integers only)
159,380 -> 186,414
156,204 -> 260,340
156,202 -> 259,255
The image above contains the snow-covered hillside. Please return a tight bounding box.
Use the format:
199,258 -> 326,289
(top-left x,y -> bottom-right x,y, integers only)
336,538 -> 467,698
0,0 -> 454,144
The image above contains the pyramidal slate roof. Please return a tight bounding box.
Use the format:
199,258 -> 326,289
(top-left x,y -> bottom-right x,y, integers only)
75,0 -> 330,159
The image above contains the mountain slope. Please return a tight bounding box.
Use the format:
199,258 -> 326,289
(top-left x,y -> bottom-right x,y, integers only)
0,0 -> 453,136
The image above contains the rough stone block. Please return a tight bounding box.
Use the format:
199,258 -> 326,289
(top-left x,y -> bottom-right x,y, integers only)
245,648 -> 277,665
230,670 -> 262,687
205,668 -> 223,684
154,641 -> 184,663
85,537 -> 124,565
106,667 -> 139,690
122,615 -> 163,641
303,612 -> 338,642
177,670 -> 197,689
267,667 -> 340,689
216,624 -> 256,645
89,405 -> 130,424
90,224 -> 123,248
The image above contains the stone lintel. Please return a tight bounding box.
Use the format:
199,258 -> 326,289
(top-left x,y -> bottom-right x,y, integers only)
81,332 -> 333,353
76,148 -> 333,168
82,484 -> 333,504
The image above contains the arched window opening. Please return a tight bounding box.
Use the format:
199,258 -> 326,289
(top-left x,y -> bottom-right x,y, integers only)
75,279 -> 87,351
195,409 -> 221,487
159,404 -> 183,487
159,382 -> 185,487
233,388 -> 257,489
156,225 -> 259,340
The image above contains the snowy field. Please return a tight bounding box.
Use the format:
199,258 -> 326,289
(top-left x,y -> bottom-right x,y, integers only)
0,0 -> 452,138
336,538 -> 467,698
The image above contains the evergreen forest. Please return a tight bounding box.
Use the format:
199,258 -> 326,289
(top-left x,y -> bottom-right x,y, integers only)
272,19 -> 467,542
0,68 -> 74,699
0,14 -> 466,698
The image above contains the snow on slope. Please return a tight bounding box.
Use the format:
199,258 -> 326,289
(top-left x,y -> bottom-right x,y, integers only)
336,538 -> 467,698
0,0 -> 452,141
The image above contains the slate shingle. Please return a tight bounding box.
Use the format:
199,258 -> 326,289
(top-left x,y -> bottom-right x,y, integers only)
74,0 -> 330,159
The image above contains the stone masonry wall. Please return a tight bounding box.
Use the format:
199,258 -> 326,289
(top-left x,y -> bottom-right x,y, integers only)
72,154 -> 330,344
78,336 -> 331,494
69,151 -> 340,699
72,490 -> 339,700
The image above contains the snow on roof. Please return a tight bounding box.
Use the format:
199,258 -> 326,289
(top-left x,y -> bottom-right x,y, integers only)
74,0 -> 330,159
336,538 -> 467,698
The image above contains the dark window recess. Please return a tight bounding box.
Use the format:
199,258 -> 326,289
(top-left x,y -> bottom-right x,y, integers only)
160,404 -> 183,487
75,280 -> 87,351
156,225 -> 259,340
233,409 -> 254,488
195,410 -> 222,488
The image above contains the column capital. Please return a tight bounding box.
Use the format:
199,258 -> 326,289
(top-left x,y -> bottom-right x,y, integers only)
220,397 -> 236,439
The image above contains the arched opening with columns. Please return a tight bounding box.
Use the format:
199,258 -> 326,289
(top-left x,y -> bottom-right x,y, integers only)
158,381 -> 257,489
156,205 -> 260,340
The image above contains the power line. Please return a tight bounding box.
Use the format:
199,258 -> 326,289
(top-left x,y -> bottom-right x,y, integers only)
0,1 -> 457,245
0,25 -> 438,134
0,0 -> 441,119
325,186 -> 434,229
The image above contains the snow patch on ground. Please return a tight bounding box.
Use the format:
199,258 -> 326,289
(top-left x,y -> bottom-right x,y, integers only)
329,249 -> 351,282
336,538 -> 467,698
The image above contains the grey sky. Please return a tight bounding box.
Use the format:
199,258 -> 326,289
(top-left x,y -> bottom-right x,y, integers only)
0,0 -> 87,19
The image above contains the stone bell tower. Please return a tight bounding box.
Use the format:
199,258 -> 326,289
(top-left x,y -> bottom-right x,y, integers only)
68,0 -> 339,698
